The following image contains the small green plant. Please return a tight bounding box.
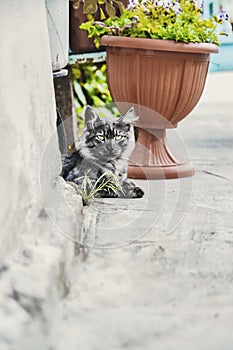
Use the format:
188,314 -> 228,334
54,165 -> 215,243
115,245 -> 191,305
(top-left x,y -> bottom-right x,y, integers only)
71,63 -> 119,132
78,171 -> 123,203
80,0 -> 229,47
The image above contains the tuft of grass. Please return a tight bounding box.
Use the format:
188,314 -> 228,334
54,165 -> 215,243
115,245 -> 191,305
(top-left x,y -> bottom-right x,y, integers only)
78,171 -> 123,203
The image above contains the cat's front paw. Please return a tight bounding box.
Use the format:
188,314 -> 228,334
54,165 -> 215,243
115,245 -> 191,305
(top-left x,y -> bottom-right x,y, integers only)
122,180 -> 144,199
133,186 -> 144,198
99,189 -> 119,198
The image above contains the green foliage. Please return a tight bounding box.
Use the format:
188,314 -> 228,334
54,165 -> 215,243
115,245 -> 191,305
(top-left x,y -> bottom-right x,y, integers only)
71,63 -> 119,132
78,171 -> 123,203
80,10 -> 134,46
80,0 -> 220,46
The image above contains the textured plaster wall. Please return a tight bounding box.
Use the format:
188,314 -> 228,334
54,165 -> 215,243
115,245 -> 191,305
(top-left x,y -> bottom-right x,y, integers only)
0,1 -> 82,348
0,0 -> 59,257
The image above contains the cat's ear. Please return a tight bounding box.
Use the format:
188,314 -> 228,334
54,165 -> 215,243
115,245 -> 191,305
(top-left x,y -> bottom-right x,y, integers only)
119,107 -> 138,124
84,105 -> 100,124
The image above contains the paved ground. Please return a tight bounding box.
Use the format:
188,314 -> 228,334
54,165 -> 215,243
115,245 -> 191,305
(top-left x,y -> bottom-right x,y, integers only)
51,71 -> 233,350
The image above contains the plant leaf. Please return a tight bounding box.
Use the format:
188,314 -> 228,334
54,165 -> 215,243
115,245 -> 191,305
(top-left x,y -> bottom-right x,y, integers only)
73,1 -> 80,10
112,0 -> 125,15
99,7 -> 106,20
105,1 -> 116,18
73,81 -> 87,106
83,0 -> 98,14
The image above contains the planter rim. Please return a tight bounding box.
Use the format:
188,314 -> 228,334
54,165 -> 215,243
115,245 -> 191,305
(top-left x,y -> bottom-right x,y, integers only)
100,35 -> 219,54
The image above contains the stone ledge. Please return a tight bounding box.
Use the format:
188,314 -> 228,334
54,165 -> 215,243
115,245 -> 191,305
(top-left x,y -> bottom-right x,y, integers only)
0,181 -> 83,350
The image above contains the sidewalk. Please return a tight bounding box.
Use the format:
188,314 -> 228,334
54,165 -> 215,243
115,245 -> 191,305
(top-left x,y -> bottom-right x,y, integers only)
52,71 -> 233,350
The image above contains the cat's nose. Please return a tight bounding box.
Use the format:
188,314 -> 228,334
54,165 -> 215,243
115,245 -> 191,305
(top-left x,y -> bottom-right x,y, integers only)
106,142 -> 113,151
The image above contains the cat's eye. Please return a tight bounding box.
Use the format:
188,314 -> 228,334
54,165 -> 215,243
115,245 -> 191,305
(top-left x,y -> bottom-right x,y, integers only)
115,135 -> 124,141
96,134 -> 105,142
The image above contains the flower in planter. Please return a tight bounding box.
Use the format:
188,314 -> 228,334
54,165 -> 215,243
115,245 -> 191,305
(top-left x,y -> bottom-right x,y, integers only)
192,0 -> 204,10
127,0 -> 137,10
170,2 -> 183,15
214,10 -> 229,22
80,0 -> 229,46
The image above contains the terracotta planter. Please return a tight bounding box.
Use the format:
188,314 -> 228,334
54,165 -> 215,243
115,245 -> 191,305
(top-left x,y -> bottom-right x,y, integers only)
100,35 -> 218,179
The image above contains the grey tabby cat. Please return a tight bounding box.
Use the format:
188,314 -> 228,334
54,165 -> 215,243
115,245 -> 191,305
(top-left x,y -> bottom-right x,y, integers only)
61,105 -> 144,198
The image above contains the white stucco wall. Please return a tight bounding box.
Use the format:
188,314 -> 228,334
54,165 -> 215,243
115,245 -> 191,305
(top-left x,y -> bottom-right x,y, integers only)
0,2 -> 82,348
0,0 -> 59,256
46,0 -> 69,71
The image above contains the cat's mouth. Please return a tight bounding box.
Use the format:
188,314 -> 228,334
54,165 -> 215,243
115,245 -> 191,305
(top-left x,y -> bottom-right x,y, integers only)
99,154 -> 120,162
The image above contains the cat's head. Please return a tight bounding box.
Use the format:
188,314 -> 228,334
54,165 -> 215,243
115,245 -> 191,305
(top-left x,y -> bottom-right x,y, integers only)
79,106 -> 138,162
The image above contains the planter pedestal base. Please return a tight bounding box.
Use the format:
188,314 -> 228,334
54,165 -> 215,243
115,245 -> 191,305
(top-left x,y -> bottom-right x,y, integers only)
128,128 -> 194,180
